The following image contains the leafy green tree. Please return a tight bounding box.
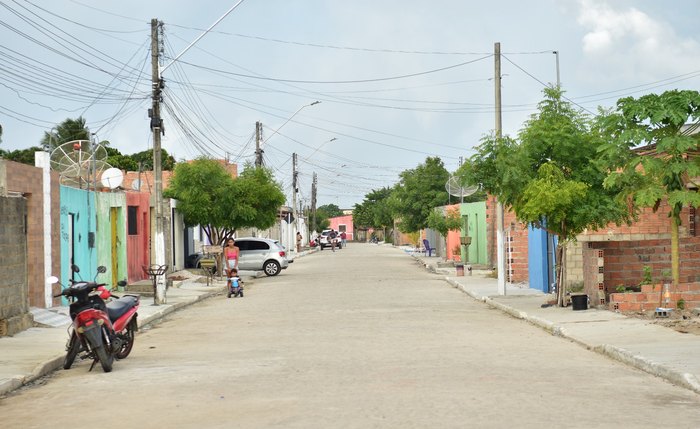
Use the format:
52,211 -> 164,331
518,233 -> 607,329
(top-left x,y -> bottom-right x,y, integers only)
2,146 -> 45,164
597,89 -> 700,287
354,187 -> 395,238
164,159 -> 285,245
462,87 -> 630,306
390,157 -> 450,233
317,203 -> 343,218
427,206 -> 462,245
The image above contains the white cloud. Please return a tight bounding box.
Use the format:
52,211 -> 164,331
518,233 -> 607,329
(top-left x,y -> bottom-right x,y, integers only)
577,0 -> 700,78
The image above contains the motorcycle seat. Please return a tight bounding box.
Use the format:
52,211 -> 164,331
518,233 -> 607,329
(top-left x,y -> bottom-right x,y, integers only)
107,295 -> 138,322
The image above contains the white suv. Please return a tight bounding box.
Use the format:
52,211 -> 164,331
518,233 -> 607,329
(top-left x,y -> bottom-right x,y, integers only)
319,230 -> 342,250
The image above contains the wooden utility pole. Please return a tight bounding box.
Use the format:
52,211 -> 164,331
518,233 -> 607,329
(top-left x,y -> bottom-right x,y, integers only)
255,121 -> 263,167
150,18 -> 167,304
495,42 -> 507,296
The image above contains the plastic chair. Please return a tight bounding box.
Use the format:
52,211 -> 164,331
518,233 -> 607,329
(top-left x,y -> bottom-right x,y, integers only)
423,239 -> 436,257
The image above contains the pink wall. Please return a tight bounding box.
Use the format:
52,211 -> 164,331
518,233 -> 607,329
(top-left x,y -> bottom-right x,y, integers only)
329,215 -> 354,240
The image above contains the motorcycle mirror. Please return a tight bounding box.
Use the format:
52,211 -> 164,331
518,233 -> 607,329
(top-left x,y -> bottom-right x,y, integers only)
97,266 -> 107,274
47,276 -> 59,284
71,264 -> 80,273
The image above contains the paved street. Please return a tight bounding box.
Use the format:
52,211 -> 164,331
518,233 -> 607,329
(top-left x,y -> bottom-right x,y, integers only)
2,244 -> 700,428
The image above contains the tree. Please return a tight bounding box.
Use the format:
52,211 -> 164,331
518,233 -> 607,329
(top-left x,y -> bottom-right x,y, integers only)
427,206 -> 462,253
462,87 -> 630,306
354,187 -> 394,239
597,89 -> 700,287
164,159 -> 285,245
2,146 -> 45,164
41,117 -> 91,150
317,203 -> 343,218
390,157 -> 450,233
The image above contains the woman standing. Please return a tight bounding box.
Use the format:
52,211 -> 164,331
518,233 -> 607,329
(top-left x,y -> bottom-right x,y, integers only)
223,238 -> 240,274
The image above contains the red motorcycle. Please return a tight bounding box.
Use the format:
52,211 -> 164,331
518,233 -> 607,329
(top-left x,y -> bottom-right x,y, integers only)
50,265 -> 140,373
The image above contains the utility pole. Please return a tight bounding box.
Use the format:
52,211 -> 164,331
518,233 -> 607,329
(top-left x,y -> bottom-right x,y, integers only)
311,172 -> 317,236
292,153 -> 298,251
150,18 -> 167,304
495,42 -> 507,296
255,121 -> 263,167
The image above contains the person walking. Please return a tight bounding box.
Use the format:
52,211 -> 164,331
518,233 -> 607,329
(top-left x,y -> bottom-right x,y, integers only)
340,231 -> 347,248
329,229 -> 337,252
296,231 -> 303,253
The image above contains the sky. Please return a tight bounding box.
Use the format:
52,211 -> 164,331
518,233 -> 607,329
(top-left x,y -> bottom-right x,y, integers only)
1,0 -> 700,209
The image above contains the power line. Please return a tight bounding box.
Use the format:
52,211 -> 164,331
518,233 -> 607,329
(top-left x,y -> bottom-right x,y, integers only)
177,55 -> 493,85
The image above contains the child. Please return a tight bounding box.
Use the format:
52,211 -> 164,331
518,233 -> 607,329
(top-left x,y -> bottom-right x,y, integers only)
226,267 -> 244,298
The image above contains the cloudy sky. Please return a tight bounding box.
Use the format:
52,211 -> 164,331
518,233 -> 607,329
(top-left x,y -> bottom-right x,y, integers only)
1,0 -> 699,208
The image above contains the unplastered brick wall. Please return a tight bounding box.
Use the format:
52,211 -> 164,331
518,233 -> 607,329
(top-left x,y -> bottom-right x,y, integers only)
0,196 -> 33,336
589,237 -> 700,294
485,195 -> 529,283
3,160 -> 49,307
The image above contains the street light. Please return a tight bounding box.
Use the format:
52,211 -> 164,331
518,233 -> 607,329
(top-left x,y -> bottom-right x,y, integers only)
302,137 -> 337,163
262,101 -> 321,147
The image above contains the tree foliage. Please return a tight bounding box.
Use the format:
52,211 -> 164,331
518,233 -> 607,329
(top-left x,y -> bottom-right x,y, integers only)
317,203 -> 343,218
164,159 -> 285,245
460,87 -> 630,306
427,206 -> 461,239
597,89 -> 700,286
353,187 -> 394,229
391,156 -> 450,233
41,117 -> 91,151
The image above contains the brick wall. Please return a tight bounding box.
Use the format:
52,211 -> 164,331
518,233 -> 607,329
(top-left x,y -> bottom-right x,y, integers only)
3,160 -> 49,307
0,196 -> 33,336
486,196 -> 529,283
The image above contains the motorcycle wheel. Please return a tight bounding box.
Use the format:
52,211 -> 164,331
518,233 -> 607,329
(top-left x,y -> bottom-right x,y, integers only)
94,328 -> 113,372
63,332 -> 80,370
114,320 -> 136,360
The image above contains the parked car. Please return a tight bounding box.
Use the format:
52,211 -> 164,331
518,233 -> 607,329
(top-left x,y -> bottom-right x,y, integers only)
236,237 -> 290,276
319,229 -> 342,250
186,238 -> 290,277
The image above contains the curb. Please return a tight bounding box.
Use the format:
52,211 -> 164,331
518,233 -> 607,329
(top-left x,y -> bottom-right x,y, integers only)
442,275 -> 700,395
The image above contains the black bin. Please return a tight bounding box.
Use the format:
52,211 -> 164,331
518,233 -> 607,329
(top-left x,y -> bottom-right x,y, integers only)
571,294 -> 588,311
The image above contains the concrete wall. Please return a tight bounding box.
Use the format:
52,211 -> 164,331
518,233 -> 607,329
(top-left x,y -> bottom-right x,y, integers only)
0,196 -> 33,336
126,192 -> 150,283
59,186 -> 97,290
95,192 -> 127,288
461,202 -> 487,265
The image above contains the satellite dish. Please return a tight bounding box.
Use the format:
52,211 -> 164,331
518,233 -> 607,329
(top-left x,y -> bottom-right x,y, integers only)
445,175 -> 478,199
101,167 -> 124,189
50,140 -> 111,189
131,179 -> 141,191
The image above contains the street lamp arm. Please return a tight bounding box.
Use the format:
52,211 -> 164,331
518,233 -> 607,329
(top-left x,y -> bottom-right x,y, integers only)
262,101 -> 321,146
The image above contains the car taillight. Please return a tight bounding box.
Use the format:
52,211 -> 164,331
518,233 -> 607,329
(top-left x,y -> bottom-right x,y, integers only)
279,251 -> 286,257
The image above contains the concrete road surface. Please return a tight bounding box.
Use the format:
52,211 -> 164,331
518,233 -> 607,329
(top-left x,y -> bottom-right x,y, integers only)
1,244 -> 699,429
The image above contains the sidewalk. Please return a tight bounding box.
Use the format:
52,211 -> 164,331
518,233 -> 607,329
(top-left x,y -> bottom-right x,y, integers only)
0,247 -> 320,397
410,251 -> 700,395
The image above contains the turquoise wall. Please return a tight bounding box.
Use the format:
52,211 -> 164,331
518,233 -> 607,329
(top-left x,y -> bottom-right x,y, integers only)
460,202 -> 487,265
59,186 -> 96,291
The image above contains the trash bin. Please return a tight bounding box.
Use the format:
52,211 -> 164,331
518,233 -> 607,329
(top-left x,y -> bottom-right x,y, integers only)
571,294 -> 588,311
455,263 -> 464,277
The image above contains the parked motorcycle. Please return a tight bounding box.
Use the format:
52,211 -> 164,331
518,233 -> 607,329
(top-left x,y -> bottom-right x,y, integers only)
49,265 -> 140,373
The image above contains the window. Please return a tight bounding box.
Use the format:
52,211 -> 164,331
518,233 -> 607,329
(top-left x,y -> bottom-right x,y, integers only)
127,206 -> 138,235
338,224 -> 347,233
248,240 -> 269,251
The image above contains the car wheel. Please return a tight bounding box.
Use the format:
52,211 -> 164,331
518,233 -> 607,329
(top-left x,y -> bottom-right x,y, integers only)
263,260 -> 281,276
